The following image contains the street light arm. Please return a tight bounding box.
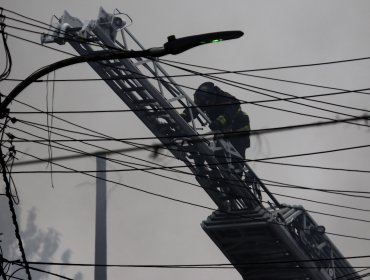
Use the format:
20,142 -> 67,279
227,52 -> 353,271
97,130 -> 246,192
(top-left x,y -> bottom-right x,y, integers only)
0,49 -> 154,114
0,30 -> 243,115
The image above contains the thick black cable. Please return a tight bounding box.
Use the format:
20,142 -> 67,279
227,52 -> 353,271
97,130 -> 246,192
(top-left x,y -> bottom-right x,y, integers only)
262,179 -> 370,198
4,15 -> 370,136
3,138 -> 370,240
159,54 -> 370,73
0,13 -> 12,81
5,86 -> 370,118
3,10 -> 370,242
158,59 -> 370,129
7,114 -> 370,209
256,159 -> 370,174
7,121 -> 370,217
8,254 -> 370,268
11,132 -> 370,224
336,268 -> 370,280
4,23 -> 109,53
9,123 -> 370,217
6,124 -> 218,201
4,28 -> 370,126
13,262 -> 73,280
5,7 -> 370,75
158,58 -> 370,116
10,109 -> 370,186
3,29 -> 370,198
14,114 -> 370,142
271,191 -> 370,213
0,123 -> 32,280
159,57 -> 370,96
12,135 -> 370,224
14,117 -> 370,175
10,118 -> 370,201
6,33 -> 75,56
5,86 -> 370,114
263,178 -> 370,194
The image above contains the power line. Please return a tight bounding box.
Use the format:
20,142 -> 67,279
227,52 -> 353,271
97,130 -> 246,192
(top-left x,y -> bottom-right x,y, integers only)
4,6 -> 370,276
13,262 -> 73,280
5,7 -> 370,74
262,178 -> 370,199
13,114 -> 370,142
6,254 -> 370,268
157,59 -> 370,129
271,192 -> 370,213
256,159 -> 370,174
159,54 -> 370,73
159,57 -> 370,96
13,117 -> 370,172
3,12 -> 370,197
4,138 -> 370,240
5,106 -> 370,202
4,28 -> 370,126
0,121 -> 32,280
4,85 -> 369,112
8,117 -> 370,203
7,33 -> 75,56
3,14 -> 370,134
7,145 -> 370,241
8,123 -> 370,215
8,123 -> 370,209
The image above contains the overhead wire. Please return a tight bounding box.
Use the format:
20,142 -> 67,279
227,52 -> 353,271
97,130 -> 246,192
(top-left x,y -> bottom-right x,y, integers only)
4,143 -> 370,242
3,100 -> 370,216
3,22 -> 370,128
0,118 -> 32,280
11,113 -> 370,142
13,262 -> 73,280
159,57 -> 370,96
7,120 -> 370,207
4,6 -> 370,77
8,127 -> 370,215
4,5 -> 370,276
13,116 -> 370,178
5,4 -> 370,223
156,59 -> 370,129
4,125 -> 370,226
4,85 -> 369,115
5,254 -> 370,268
5,101 -> 370,200
255,159 -> 370,174
0,10 -> 12,81
262,179 -> 370,199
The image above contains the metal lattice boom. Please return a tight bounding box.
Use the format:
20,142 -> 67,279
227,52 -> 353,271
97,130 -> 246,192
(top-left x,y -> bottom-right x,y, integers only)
41,8 -> 361,280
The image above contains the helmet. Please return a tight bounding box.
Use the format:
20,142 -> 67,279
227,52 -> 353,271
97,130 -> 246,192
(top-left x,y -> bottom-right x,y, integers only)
194,82 -> 220,105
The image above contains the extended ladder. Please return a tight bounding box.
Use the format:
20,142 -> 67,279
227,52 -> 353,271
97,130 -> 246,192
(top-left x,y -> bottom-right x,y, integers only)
42,8 -> 361,280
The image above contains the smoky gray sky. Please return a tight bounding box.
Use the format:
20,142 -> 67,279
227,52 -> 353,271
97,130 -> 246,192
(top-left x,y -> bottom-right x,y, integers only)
1,1 -> 370,280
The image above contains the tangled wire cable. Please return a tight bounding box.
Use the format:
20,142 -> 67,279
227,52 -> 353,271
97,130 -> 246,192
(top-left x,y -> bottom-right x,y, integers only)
0,10 -> 12,81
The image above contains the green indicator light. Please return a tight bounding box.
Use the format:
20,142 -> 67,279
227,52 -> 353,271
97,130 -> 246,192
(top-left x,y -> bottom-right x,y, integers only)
200,39 -> 223,44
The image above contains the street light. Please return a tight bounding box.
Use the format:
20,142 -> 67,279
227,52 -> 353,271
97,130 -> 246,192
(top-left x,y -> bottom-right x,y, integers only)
0,29 -> 243,280
0,30 -> 243,114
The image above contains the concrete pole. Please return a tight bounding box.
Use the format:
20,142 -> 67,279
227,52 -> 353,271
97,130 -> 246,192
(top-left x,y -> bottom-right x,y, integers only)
95,155 -> 107,280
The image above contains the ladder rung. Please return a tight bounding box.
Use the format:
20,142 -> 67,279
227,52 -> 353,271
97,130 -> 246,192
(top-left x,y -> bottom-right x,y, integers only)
134,59 -> 151,66
146,110 -> 167,116
135,99 -> 156,105
122,86 -> 145,92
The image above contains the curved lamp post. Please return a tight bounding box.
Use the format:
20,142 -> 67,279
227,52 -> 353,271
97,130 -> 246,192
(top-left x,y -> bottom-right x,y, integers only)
0,30 -> 243,114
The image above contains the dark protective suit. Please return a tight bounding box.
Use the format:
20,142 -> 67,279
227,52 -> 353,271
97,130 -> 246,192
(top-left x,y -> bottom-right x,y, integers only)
182,82 -> 250,159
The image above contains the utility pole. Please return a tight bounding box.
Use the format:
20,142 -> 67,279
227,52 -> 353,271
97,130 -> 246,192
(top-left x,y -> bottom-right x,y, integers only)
95,155 -> 107,280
